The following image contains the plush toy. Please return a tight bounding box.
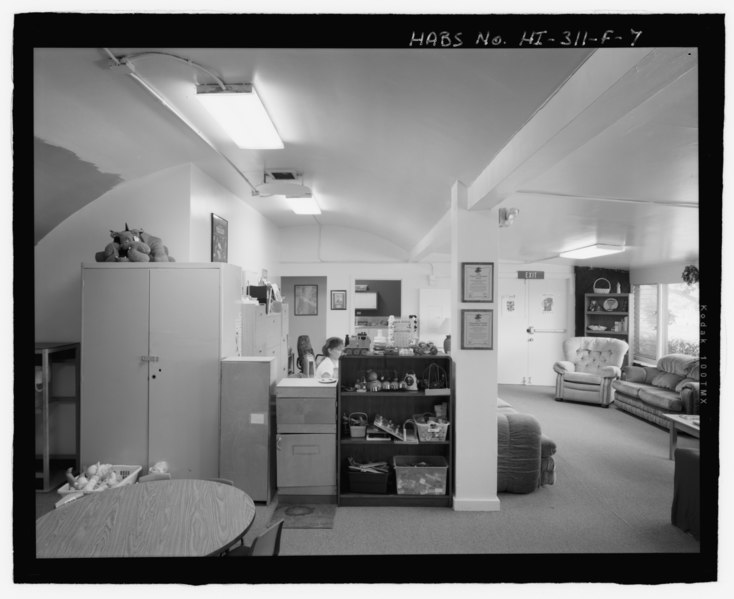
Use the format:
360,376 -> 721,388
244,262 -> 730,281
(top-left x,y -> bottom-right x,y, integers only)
95,224 -> 175,262
128,227 -> 175,262
118,230 -> 151,262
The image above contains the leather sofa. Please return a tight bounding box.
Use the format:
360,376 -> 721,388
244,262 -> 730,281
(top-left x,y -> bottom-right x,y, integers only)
611,353 -> 700,428
553,337 -> 629,407
497,398 -> 557,493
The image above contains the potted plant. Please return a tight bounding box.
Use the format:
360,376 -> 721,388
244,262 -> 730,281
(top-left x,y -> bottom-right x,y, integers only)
682,265 -> 699,286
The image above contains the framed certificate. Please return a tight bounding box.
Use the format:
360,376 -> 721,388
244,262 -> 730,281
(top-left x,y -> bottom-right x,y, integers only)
462,262 -> 494,302
461,309 -> 493,350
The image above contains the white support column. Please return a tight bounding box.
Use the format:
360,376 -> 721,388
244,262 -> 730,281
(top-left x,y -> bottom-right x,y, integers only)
450,181 -> 500,511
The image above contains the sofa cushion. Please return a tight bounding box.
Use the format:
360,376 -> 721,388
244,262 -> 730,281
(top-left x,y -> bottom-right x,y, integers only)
497,397 -> 514,409
638,386 -> 683,412
651,371 -> 685,391
686,361 -> 701,381
612,379 -> 649,399
658,354 -> 698,377
563,371 -> 603,385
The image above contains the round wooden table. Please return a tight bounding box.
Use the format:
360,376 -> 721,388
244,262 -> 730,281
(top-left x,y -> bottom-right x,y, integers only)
36,479 -> 256,558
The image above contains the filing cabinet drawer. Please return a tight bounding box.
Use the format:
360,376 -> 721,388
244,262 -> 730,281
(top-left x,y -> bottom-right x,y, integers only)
276,433 -> 336,488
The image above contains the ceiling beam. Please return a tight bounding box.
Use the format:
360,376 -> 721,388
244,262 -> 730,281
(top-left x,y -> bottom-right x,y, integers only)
467,48 -> 697,211
409,210 -> 451,262
514,190 -> 698,209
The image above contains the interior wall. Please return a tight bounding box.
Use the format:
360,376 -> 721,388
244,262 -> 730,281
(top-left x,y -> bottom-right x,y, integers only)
278,261 -> 449,346
34,164 -> 192,343
630,261 -> 697,285
279,225 -> 409,263
189,166 -> 282,282
451,182 -> 499,511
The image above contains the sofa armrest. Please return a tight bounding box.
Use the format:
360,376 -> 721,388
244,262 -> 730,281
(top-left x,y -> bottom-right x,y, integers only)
553,361 -> 575,375
599,365 -> 622,379
621,365 -> 649,382
680,381 -> 700,414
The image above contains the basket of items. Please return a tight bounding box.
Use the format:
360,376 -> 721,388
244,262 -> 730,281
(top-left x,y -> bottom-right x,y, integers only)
348,412 -> 368,438
58,463 -> 142,495
412,413 -> 450,442
347,457 -> 390,494
592,278 -> 611,294
422,362 -> 450,396
393,455 -> 448,495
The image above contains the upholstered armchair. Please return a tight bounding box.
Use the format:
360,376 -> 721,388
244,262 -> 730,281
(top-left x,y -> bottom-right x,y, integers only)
553,337 -> 629,407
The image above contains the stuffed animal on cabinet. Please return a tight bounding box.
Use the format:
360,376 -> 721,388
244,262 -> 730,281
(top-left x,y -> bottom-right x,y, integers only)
95,224 -> 175,262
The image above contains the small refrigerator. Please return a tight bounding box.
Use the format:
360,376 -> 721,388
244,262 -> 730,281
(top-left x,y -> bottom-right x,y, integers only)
219,357 -> 278,502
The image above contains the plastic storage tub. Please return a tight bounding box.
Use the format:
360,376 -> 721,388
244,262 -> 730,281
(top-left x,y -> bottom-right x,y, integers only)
393,455 -> 448,495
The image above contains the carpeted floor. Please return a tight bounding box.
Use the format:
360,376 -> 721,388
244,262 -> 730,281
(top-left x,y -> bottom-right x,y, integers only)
276,385 -> 701,555
35,385 -> 702,556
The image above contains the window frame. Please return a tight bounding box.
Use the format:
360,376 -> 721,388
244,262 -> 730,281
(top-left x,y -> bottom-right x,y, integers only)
632,282 -> 698,364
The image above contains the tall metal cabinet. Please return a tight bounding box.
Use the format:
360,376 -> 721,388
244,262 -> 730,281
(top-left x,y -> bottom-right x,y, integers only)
219,356 -> 278,502
80,263 -> 242,479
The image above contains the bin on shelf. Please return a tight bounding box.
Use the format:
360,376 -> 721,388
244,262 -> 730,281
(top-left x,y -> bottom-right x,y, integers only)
393,455 -> 448,495
348,470 -> 389,494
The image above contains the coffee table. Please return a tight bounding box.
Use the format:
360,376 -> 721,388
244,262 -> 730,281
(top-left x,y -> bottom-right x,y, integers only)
36,479 -> 256,558
662,413 -> 700,460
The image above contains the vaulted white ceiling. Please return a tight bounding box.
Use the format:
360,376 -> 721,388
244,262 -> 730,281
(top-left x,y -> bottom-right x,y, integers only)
33,46 -> 699,269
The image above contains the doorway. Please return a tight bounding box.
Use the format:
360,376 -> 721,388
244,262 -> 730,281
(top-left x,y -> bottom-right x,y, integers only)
281,276 -> 327,366
498,275 -> 572,385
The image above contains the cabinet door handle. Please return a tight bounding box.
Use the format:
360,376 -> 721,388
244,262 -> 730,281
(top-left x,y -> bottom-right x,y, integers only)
276,435 -> 282,451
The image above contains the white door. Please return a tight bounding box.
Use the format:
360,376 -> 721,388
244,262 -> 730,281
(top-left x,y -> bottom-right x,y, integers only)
148,268 -> 221,479
497,278 -> 528,384
499,277 -> 570,385
526,278 -> 569,385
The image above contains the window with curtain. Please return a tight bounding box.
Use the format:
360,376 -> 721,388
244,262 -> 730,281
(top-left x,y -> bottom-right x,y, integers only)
632,283 -> 699,364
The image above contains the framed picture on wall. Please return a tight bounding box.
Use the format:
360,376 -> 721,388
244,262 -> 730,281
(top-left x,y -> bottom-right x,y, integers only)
211,213 -> 228,263
331,290 -> 347,310
460,309 -> 493,350
462,262 -> 494,302
295,285 -> 318,316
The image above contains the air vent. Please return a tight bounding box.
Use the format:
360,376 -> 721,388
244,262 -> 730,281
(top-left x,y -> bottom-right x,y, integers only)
265,169 -> 301,182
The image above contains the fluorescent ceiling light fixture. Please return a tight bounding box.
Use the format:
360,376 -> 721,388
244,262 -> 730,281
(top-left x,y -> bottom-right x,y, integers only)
257,182 -> 312,197
559,244 -> 626,259
286,196 -> 321,215
196,83 -> 283,149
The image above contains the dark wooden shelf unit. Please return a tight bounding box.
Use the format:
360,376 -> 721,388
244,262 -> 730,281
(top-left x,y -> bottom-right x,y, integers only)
35,342 -> 81,492
337,354 -> 454,507
584,293 -> 634,365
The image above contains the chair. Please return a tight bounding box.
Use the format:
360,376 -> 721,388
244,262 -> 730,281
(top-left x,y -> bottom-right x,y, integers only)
296,335 -> 324,376
671,448 -> 700,540
296,335 -> 314,374
553,337 -> 629,407
224,519 -> 284,557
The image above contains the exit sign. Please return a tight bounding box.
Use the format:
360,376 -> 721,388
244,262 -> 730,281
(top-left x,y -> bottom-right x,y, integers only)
518,271 -> 545,279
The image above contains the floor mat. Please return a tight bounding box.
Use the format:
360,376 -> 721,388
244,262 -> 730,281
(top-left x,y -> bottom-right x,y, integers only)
269,503 -> 337,529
